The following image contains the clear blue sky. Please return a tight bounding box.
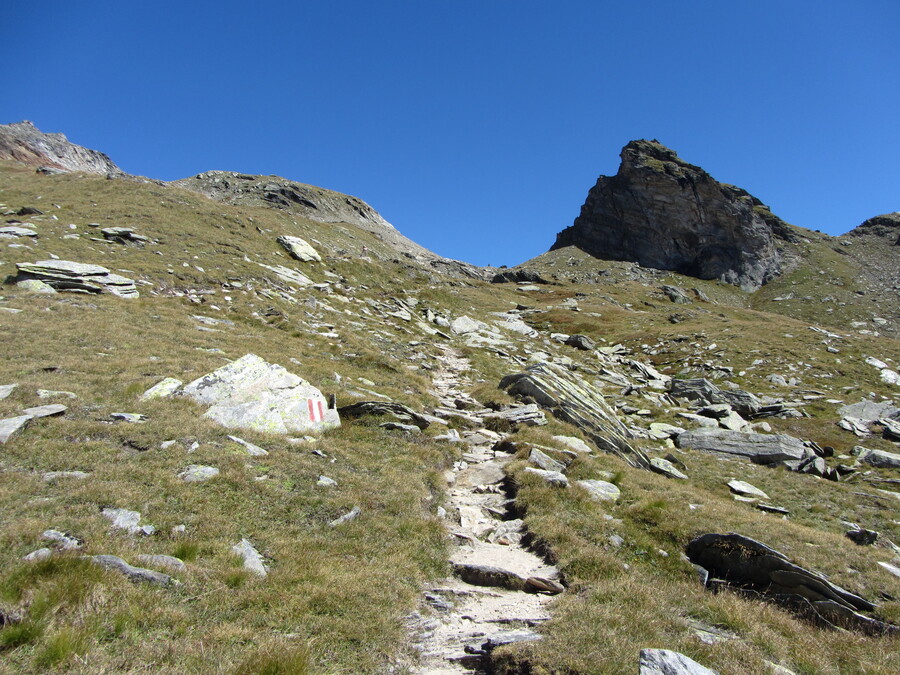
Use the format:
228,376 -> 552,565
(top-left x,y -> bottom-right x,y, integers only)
3,1 -> 898,266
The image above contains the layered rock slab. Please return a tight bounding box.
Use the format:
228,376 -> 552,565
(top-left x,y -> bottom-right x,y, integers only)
15,260 -> 139,298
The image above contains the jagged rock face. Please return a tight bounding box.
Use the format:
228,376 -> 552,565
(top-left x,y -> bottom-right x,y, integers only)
0,121 -> 123,175
552,140 -> 792,291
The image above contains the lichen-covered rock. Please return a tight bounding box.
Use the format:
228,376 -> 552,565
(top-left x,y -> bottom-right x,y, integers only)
181,354 -> 339,435
552,140 -> 792,290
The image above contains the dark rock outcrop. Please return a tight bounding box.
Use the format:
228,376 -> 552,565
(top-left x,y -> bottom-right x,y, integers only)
552,140 -> 793,290
845,212 -> 900,245
0,121 -> 124,175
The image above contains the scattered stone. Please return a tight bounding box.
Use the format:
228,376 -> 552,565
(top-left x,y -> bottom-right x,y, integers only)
838,400 -> 899,422
232,538 -> 268,576
23,547 -> 52,562
182,354 -> 340,434
42,470 -> 90,482
16,278 -> 56,294
88,554 -> 175,586
524,467 -> 569,487
661,285 -> 692,304
0,415 -> 31,443
0,225 -> 38,238
756,503 -> 790,515
650,457 -> 688,479
329,506 -> 361,527
576,479 -> 621,501
110,412 -> 148,423
648,422 -> 686,440
178,465 -> 220,482
452,563 -> 527,591
878,561 -> 900,579
338,400 -> 430,429
0,384 -> 17,400
852,446 -> 900,470
277,235 -> 322,262
565,334 -> 595,350
639,648 -> 718,675
42,529 -> 82,550
101,507 -> 155,535
135,554 -> 186,572
15,260 -> 139,298
552,435 -> 592,454
21,404 -> 66,418
483,404 -> 547,426
727,480 -> 769,500
676,429 -> 808,464
380,421 -> 421,434
36,389 -> 76,399
450,315 -> 487,335
529,448 -> 566,473
317,475 -> 337,487
227,435 -> 269,456
140,377 -> 183,400
101,227 -> 151,244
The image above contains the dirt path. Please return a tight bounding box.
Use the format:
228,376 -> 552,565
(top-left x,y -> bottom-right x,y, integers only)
409,346 -> 562,673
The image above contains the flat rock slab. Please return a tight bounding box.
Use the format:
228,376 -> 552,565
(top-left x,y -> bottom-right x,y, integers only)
727,480 -> 769,499
650,457 -> 688,479
182,353 -> 340,435
838,400 -> 899,422
453,460 -> 506,489
639,648 -> 719,675
178,465 -> 220,482
853,446 -> 900,470
135,554 -> 186,572
676,429 -> 808,464
102,507 -> 155,535
552,435 -> 592,454
0,384 -> 17,400
0,415 -> 31,443
233,538 -> 268,576
140,377 -> 183,400
577,479 -> 621,501
22,404 -> 67,418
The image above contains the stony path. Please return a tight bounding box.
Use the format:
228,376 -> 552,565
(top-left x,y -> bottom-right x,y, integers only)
409,346 -> 562,673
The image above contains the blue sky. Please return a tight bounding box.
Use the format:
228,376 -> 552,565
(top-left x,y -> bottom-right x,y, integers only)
3,1 -> 898,266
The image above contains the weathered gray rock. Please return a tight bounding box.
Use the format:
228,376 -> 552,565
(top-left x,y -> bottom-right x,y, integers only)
565,334 -> 596,350
110,412 -> 148,423
686,533 -> 896,636
639,648 -> 718,675
23,548 -> 52,562
650,457 -> 688,479
669,378 -> 760,416
101,227 -> 151,244
0,384 -> 17,400
22,404 -> 66,418
135,554 -> 186,572
450,315 -> 487,335
500,362 -> 649,469
16,279 -> 57,294
552,140 -> 791,290
329,506 -> 361,527
662,285 -> 692,304
15,260 -> 139,298
42,470 -> 90,482
523,467 -> 569,487
101,507 -> 155,536
0,415 -> 31,443
337,400 -> 430,429
88,554 -> 175,586
0,226 -> 38,238
277,235 -> 322,262
37,389 -> 76,399
483,404 -> 547,426
576,479 -> 620,501
140,377 -> 183,400
0,121 -> 125,174
182,354 -> 340,435
232,538 -> 268,576
676,429 -> 808,464
227,435 -> 269,456
838,400 -> 899,422
727,480 -> 769,500
452,563 -> 527,591
529,448 -> 566,473
317,475 -> 337,487
853,446 -> 900,470
552,435 -> 592,454
178,465 -> 220,482
42,529 -> 82,550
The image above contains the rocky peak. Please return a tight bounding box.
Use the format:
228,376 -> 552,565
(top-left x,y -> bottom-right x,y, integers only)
552,140 -> 793,291
0,121 -> 124,176
846,212 -> 900,245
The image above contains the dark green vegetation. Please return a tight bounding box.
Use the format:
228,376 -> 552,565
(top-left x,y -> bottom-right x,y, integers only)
1,160 -> 898,673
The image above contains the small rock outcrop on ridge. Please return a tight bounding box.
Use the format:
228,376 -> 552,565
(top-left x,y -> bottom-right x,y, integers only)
552,139 -> 793,290
0,121 -> 124,175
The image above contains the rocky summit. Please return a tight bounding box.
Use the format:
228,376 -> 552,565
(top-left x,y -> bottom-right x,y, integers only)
0,122 -> 898,675
552,139 -> 793,291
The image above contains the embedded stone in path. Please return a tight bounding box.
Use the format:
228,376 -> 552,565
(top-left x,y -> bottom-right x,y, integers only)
15,260 -> 139,298
182,353 -> 340,434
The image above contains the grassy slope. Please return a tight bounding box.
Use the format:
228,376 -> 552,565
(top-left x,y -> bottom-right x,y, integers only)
1,161 -> 898,673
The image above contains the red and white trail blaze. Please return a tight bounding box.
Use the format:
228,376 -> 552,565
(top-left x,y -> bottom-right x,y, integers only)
307,398 -> 325,423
